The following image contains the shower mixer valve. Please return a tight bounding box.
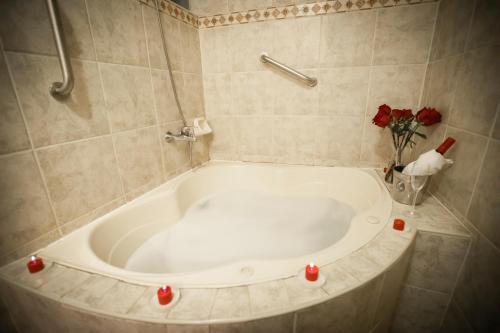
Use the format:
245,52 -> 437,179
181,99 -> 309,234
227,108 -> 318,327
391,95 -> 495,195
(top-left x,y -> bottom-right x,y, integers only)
164,126 -> 197,143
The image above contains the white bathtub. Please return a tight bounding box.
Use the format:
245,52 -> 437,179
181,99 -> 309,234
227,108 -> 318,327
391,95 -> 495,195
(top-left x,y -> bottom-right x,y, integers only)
39,162 -> 392,288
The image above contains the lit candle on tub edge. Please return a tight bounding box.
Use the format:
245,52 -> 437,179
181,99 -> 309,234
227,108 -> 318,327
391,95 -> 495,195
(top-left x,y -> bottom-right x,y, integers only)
27,255 -> 44,273
305,262 -> 319,281
157,285 -> 173,305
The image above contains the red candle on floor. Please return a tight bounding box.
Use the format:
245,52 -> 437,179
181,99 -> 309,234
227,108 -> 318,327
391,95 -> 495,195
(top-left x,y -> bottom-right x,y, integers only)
157,285 -> 173,305
305,262 -> 319,281
393,218 -> 405,231
27,255 -> 44,273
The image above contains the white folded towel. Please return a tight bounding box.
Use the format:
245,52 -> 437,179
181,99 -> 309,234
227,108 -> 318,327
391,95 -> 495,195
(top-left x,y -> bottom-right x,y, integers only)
403,149 -> 453,176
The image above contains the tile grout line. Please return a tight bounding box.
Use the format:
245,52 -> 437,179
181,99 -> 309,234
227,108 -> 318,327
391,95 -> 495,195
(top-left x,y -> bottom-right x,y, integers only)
1,40 -> 63,237
437,235 -> 473,329
85,0 -> 127,200
410,0 -> 440,161
417,0 -> 439,109
359,8 -> 379,163
431,190 -> 500,255
450,298 -> 476,333
141,3 -> 169,182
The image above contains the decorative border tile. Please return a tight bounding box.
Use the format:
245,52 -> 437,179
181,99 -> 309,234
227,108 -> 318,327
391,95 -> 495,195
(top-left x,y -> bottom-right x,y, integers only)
197,0 -> 438,29
139,0 -> 199,28
138,0 -> 437,30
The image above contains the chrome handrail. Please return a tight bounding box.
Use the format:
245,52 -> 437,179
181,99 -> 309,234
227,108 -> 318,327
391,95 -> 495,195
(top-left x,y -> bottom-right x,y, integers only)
46,0 -> 74,97
260,53 -> 317,87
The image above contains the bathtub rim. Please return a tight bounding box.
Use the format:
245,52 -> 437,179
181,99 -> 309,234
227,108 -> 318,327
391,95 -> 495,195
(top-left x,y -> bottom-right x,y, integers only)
37,161 -> 394,288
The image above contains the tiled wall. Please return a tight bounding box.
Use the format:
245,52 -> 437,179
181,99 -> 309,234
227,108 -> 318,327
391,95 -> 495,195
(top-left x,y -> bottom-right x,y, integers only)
200,2 -> 438,166
415,0 -> 500,332
0,0 -> 208,265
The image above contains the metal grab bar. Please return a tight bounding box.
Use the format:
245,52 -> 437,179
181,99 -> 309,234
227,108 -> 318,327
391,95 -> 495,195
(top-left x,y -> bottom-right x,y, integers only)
46,0 -> 74,97
260,53 -> 317,87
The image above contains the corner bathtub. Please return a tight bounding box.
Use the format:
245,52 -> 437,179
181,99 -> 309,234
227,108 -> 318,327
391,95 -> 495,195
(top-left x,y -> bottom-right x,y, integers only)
39,162 -> 392,288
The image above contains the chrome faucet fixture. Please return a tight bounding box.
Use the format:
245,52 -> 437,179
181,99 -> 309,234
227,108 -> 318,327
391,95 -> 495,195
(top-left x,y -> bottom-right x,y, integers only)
165,126 -> 196,143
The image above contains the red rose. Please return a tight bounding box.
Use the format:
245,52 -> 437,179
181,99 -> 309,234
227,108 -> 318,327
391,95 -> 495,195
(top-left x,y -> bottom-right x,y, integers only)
392,109 -> 403,119
373,104 -> 392,127
378,104 -> 391,115
416,107 -> 441,126
392,109 -> 413,120
401,109 -> 413,119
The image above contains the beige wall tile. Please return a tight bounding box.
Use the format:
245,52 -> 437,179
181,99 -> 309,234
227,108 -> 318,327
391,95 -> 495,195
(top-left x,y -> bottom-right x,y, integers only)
152,69 -> 182,123
60,197 -> 125,235
295,275 -> 382,333
467,140 -> 500,248
391,285 -> 449,333
200,27 -> 232,74
37,136 -> 122,224
453,231 -> 500,333
248,280 -> 290,315
181,23 -> 203,74
95,281 -> 146,314
0,152 -> 57,254
168,289 -> 216,320
272,116 -> 316,165
407,232 -> 470,293
430,127 -> 488,216
421,55 -> 462,123
189,0 -> 228,16
274,69 -> 318,116
160,121 -> 190,175
367,64 -> 425,113
0,50 -> 29,154
113,126 -> 163,193
0,0 -> 95,60
228,0 -> 273,12
360,116 -> 394,164
283,276 -> 327,306
231,71 -> 275,115
373,3 -> 436,65
203,73 -> 232,116
318,67 -> 370,116
0,230 -> 61,266
319,10 -> 376,67
142,6 -> 168,70
430,0 -> 474,60
237,116 -> 273,161
229,21 -> 274,72
449,46 -> 500,136
87,0 -> 147,66
191,135 -> 210,167
315,116 -> 363,164
208,116 -> 239,160
272,16 -> 320,70
100,63 -> 155,132
210,287 -> 251,320
181,73 -> 205,119
7,53 -> 109,147
440,299 -> 475,333
466,0 -> 500,50
375,249 -> 412,333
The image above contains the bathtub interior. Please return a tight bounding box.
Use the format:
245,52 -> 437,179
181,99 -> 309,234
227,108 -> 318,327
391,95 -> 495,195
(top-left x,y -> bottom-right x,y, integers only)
40,162 -> 392,286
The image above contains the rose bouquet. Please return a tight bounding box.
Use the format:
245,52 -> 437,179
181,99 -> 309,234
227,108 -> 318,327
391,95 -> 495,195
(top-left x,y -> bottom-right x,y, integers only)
372,104 -> 441,167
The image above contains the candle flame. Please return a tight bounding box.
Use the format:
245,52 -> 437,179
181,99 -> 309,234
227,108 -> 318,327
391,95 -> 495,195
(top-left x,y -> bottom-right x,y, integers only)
309,262 -> 315,268
162,285 -> 167,291
30,255 -> 37,261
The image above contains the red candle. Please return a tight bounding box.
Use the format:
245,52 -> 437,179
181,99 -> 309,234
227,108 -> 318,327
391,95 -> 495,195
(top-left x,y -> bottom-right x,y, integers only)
27,255 -> 44,273
393,218 -> 405,231
157,285 -> 173,305
305,262 -> 319,281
